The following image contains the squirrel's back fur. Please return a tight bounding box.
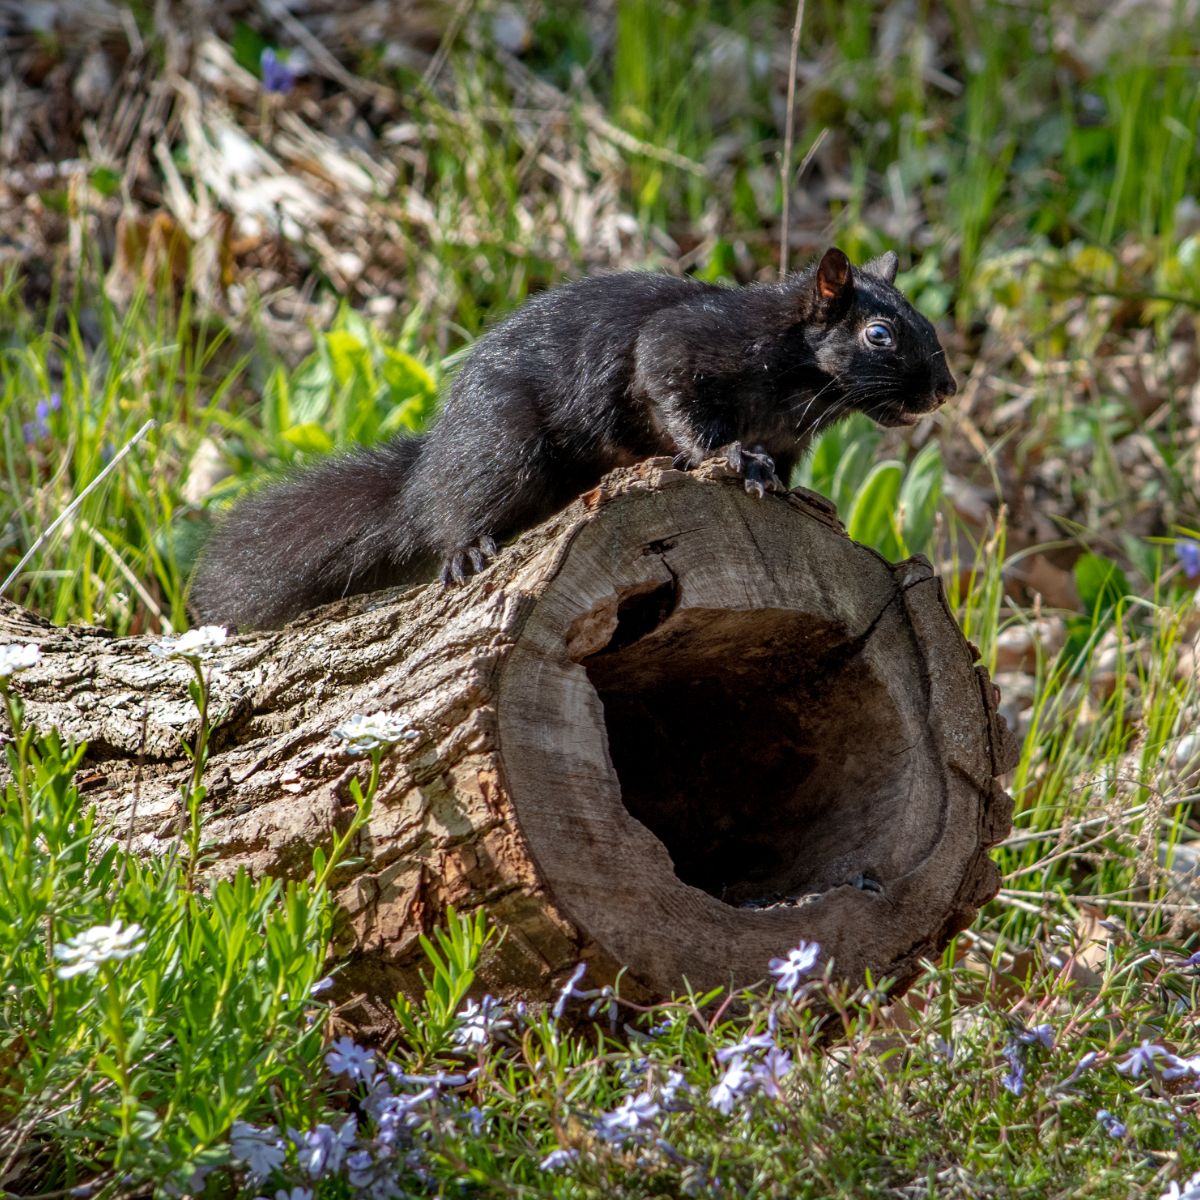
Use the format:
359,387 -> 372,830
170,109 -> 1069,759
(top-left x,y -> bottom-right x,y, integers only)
190,251 -> 956,629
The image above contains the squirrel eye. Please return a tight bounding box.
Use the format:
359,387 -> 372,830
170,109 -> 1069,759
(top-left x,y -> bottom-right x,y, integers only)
863,321 -> 895,348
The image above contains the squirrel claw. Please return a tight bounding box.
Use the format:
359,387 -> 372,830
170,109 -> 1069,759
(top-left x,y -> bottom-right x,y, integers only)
439,536 -> 498,586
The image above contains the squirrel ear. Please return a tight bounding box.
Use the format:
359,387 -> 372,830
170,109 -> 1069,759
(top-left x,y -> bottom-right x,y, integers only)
815,248 -> 853,303
863,250 -> 899,285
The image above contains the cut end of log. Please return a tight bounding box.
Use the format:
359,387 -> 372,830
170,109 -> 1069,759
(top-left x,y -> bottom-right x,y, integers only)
494,461 -> 1015,1005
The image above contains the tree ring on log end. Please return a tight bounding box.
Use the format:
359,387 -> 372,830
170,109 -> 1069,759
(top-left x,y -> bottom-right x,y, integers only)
498,479 -> 1010,1001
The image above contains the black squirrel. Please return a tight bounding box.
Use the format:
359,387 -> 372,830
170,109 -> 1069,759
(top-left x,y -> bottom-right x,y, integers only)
190,248 -> 956,629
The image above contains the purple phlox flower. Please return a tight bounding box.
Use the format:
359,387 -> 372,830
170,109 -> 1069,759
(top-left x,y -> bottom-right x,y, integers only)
930,1035 -> 955,1063
1000,1042 -> 1025,1096
464,1105 -> 486,1135
768,940 -> 821,993
260,48 -> 296,93
587,984 -> 619,1026
596,1090 -> 662,1141
346,1150 -> 374,1188
658,1068 -> 689,1110
715,1031 -> 776,1065
1052,1049 -> 1098,1092
345,1149 -> 407,1199
1178,539 -> 1200,579
385,1064 -> 478,1092
291,1117 -> 356,1178
751,1046 -> 794,1101
309,975 -> 334,995
1117,1039 -> 1171,1077
325,1036 -> 377,1084
230,1121 -> 285,1182
22,391 -> 60,444
539,1148 -> 580,1171
1160,1169 -> 1200,1200
452,994 -> 511,1047
709,1057 -> 754,1115
552,963 -> 589,1019
617,1056 -> 650,1088
272,1190 -> 313,1200
1016,1023 -> 1054,1051
1096,1109 -> 1126,1139
362,1076 -> 397,1122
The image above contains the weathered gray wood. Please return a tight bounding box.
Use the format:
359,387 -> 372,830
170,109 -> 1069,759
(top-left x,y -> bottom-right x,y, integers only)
0,460 -> 1016,1032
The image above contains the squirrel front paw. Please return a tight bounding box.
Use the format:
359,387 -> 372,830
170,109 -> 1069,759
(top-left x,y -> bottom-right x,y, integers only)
725,442 -> 783,499
438,535 -> 498,585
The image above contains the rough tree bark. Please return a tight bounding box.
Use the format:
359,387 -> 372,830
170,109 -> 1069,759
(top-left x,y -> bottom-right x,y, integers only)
0,460 -> 1017,1032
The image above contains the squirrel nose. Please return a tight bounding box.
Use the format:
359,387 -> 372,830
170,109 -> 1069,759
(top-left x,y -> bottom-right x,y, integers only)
934,374 -> 957,401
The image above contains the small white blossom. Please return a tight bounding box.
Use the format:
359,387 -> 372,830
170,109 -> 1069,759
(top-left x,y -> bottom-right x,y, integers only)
452,995 -> 512,1047
329,711 -> 418,755
1160,1170 -> 1200,1200
539,1148 -> 580,1171
709,1058 -> 753,1115
552,962 -> 590,1019
54,920 -> 146,978
1160,1052 -> 1200,1082
768,940 -> 821,993
230,1121 -> 285,1182
0,642 -> 40,677
149,625 -> 228,661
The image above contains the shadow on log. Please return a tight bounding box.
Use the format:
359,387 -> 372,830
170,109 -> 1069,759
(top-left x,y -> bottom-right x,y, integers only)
0,459 -> 1017,1033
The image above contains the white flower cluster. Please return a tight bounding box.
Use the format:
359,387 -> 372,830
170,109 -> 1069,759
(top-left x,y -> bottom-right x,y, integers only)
0,642 -> 41,678
149,625 -> 228,661
54,920 -> 147,978
330,711 -> 419,755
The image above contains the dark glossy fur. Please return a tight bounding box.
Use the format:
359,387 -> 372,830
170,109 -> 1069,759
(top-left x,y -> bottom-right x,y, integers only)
190,249 -> 956,629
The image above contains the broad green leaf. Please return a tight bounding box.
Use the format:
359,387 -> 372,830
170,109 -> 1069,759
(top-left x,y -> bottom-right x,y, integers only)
845,460 -> 904,560
381,348 -> 436,403
898,441 -> 944,556
1074,552 -> 1131,620
288,354 -> 334,426
282,422 -> 335,455
326,330 -> 374,395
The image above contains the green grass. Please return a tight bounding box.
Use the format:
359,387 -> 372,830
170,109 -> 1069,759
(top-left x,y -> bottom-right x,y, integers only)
2,0 -> 1200,1195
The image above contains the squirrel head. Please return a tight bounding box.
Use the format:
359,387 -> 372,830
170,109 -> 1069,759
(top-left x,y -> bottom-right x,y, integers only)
797,248 -> 957,428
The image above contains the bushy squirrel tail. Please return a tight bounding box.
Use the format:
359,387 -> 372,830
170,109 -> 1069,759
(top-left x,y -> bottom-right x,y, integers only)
189,436 -> 427,630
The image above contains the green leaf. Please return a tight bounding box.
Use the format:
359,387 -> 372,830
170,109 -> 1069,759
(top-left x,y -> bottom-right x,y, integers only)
288,354 -> 334,426
845,460 -> 904,560
231,22 -> 268,75
326,330 -> 374,394
282,422 -> 335,455
898,442 -> 944,556
1074,552 -> 1131,620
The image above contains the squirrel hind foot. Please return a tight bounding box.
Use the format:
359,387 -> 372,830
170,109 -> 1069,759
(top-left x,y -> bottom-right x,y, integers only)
438,535 -> 499,586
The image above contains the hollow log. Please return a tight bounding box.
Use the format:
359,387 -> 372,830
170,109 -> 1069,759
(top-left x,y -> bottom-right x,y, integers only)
0,459 -> 1017,1032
